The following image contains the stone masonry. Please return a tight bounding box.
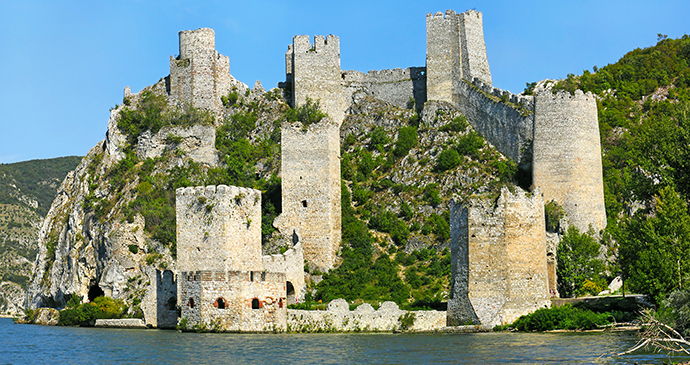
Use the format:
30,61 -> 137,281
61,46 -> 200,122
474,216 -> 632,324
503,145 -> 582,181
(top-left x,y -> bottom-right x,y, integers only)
176,185 -> 291,332
169,28 -> 233,111
533,90 -> 607,233
447,188 -> 551,327
274,119 -> 342,271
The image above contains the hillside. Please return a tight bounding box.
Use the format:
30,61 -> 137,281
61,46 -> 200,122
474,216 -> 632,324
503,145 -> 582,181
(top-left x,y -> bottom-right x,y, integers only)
549,34 -> 690,304
0,156 -> 81,315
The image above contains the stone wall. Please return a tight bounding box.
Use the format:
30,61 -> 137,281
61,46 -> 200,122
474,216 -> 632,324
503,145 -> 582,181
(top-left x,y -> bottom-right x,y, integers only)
169,28 -> 233,111
459,10 -> 492,85
457,79 -> 534,169
140,268 -> 177,329
287,299 -> 446,332
274,120 -> 341,271
342,67 -> 426,110
176,185 -> 263,273
262,241 -> 305,305
179,270 -> 287,332
448,188 -> 550,327
533,90 -> 607,233
289,35 -> 347,125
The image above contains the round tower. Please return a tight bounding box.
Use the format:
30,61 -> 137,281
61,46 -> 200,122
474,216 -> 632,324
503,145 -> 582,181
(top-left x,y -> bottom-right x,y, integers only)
179,28 -> 215,60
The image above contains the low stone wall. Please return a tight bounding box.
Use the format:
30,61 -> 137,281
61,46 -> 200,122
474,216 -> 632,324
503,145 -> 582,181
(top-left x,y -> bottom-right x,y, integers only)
287,299 -> 446,332
94,318 -> 148,329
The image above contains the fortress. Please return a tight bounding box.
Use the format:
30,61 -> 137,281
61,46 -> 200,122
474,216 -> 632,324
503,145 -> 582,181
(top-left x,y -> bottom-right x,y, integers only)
168,8 -> 606,330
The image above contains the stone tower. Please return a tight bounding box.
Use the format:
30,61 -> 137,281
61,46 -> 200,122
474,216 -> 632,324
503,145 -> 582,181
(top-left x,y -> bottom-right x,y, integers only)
426,9 -> 492,105
426,10 -> 463,105
176,185 -> 287,332
533,90 -> 607,233
459,10 -> 492,85
447,188 -> 550,327
169,28 -> 232,111
273,119 -> 342,272
286,35 -> 346,125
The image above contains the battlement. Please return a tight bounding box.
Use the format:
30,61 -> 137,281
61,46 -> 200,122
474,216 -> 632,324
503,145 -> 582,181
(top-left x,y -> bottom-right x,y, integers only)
293,35 -> 340,54
176,185 -> 262,273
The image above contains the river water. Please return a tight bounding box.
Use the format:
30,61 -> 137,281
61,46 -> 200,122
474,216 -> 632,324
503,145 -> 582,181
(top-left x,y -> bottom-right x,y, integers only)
1,318 -> 688,364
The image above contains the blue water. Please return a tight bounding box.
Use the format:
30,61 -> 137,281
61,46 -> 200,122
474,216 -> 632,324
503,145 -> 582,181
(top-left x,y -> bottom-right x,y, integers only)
1,318 -> 687,364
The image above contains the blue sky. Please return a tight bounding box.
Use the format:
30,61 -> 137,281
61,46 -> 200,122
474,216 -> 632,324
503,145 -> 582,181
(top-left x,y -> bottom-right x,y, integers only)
0,0 -> 688,163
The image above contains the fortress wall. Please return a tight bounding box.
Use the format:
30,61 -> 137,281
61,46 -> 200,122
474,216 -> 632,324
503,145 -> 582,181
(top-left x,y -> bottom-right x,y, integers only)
291,35 -> 346,124
175,185 -> 262,273
448,188 -> 550,327
459,10 -> 492,85
262,241 -> 305,304
274,120 -> 341,271
456,80 -> 534,168
179,270 -> 287,332
426,10 -> 462,104
341,67 -> 427,109
533,90 -> 607,233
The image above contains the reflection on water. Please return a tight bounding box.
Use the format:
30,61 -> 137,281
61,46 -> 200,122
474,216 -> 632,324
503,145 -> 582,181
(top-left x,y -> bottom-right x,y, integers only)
1,318 -> 688,364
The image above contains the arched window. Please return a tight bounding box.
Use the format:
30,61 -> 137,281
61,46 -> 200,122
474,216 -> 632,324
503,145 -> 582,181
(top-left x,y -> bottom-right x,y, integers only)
251,298 -> 260,309
188,297 -> 195,308
214,297 -> 226,309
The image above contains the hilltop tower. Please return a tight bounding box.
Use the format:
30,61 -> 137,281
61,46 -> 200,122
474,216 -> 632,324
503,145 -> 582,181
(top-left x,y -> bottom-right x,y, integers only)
448,188 -> 550,327
533,90 -> 607,233
287,35 -> 346,125
274,119 -> 342,272
426,9 -> 492,105
176,185 -> 287,332
169,28 -> 232,111
459,10 -> 492,85
426,10 -> 463,105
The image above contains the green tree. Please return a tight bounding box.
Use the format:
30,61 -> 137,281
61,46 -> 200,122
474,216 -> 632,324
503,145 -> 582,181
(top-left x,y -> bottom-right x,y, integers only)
557,226 -> 606,298
618,186 -> 690,304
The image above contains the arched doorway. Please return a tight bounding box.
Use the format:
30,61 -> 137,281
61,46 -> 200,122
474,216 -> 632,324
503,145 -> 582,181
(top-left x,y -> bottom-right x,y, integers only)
286,281 -> 296,305
251,298 -> 260,309
215,297 -> 226,309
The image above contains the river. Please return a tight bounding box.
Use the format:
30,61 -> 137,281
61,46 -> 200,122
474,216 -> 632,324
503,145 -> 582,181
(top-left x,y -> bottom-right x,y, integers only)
1,318 -> 687,364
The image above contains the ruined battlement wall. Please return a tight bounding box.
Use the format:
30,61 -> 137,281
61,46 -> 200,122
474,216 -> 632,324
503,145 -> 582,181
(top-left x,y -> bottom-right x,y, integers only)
457,79 -> 534,168
459,10 -> 491,85
169,28 -> 232,111
448,188 -> 550,327
176,185 -> 262,273
262,241 -> 305,304
341,67 -> 427,109
426,10 -> 462,105
533,90 -> 607,233
179,270 -> 287,332
290,35 -> 346,124
274,119 -> 341,271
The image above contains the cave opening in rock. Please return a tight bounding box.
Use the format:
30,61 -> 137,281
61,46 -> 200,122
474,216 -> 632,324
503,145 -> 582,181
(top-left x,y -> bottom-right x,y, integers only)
88,285 -> 104,302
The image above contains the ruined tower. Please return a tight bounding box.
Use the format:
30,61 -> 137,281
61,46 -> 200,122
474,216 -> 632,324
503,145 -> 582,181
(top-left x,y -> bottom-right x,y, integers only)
287,35 -> 346,124
274,119 -> 342,272
533,90 -> 607,233
169,28 -> 232,111
176,185 -> 287,332
448,188 -> 550,327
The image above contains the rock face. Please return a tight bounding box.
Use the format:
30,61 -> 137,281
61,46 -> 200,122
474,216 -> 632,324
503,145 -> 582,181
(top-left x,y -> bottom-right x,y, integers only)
287,299 -> 446,332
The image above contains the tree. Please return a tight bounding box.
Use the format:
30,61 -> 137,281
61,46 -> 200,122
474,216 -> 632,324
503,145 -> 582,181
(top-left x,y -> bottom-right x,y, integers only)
557,226 -> 606,298
617,186 -> 690,304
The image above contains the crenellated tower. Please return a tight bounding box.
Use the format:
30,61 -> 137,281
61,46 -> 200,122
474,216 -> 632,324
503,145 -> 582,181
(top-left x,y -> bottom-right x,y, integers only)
426,10 -> 463,105
169,28 -> 232,111
458,10 -> 491,85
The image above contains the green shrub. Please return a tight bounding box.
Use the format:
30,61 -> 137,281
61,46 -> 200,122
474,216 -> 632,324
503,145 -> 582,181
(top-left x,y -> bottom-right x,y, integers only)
453,131 -> 484,159
423,184 -> 442,206
544,200 -> 565,233
439,116 -> 468,133
434,149 -> 461,172
58,296 -> 125,326
368,127 -> 390,152
221,90 -> 240,107
512,304 -> 610,332
128,244 -> 139,254
393,126 -> 418,157
285,97 -> 327,127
